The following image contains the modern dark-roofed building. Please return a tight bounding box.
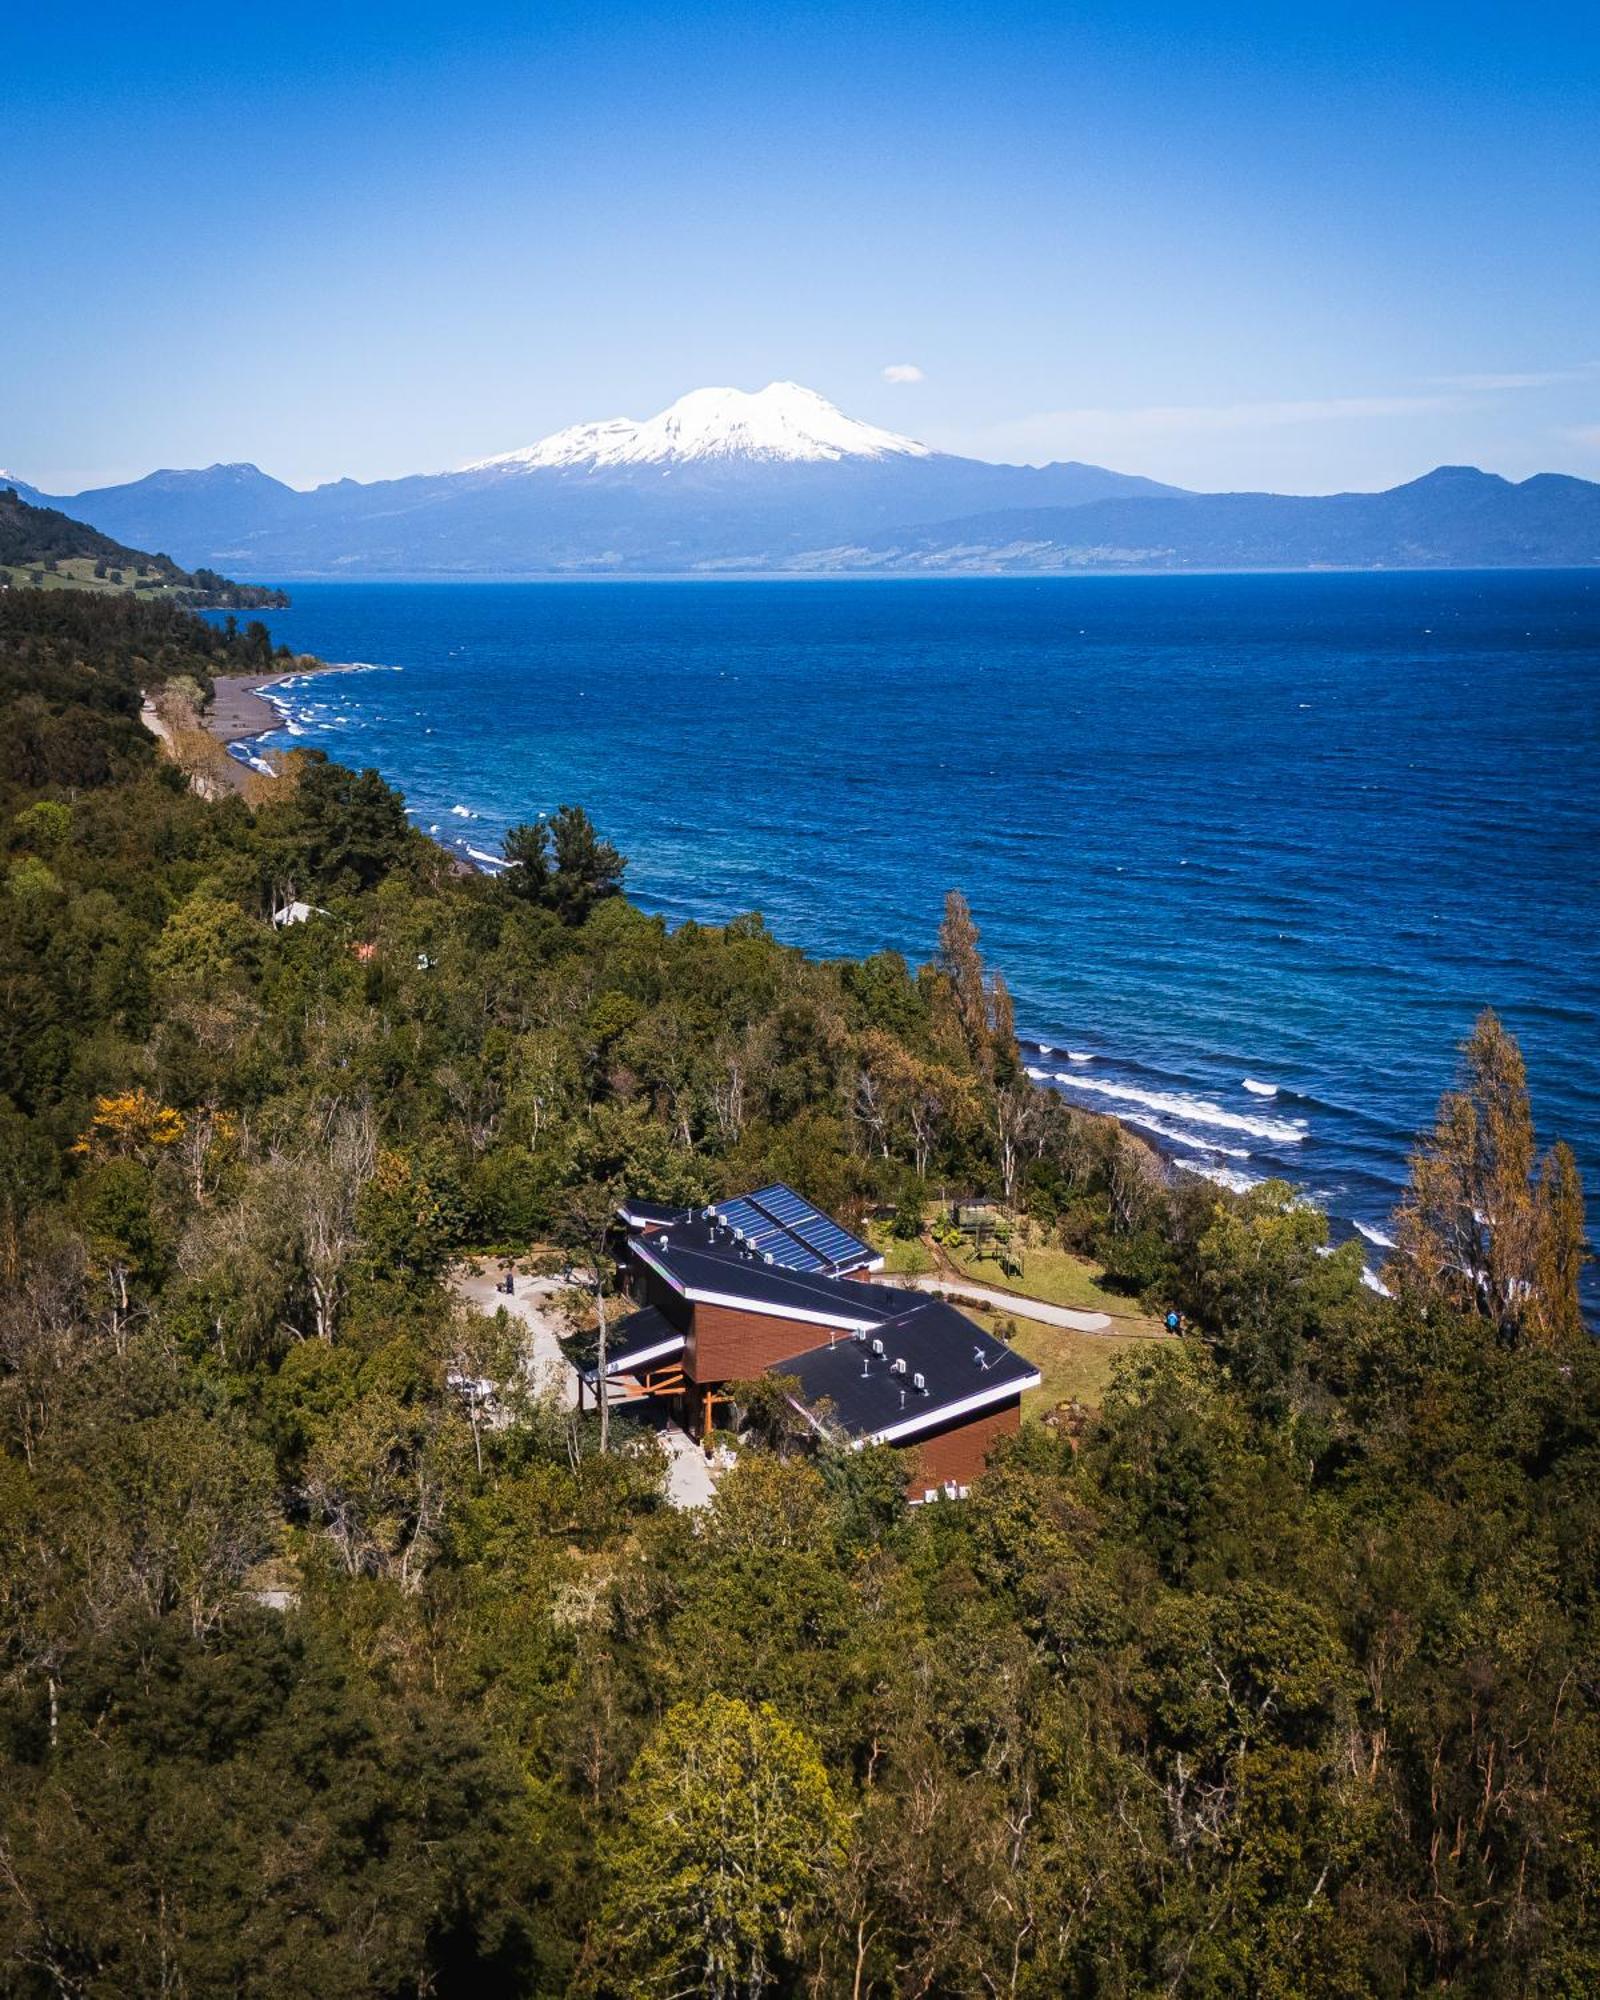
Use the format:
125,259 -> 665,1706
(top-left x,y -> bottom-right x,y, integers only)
594,1183 -> 1041,1496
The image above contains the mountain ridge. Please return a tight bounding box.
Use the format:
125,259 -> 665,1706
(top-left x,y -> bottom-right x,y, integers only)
785,465 -> 1600,574
8,383 -> 1596,575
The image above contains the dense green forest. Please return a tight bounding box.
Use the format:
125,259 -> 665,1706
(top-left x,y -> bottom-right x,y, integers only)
0,489 -> 289,608
0,588 -> 1594,1997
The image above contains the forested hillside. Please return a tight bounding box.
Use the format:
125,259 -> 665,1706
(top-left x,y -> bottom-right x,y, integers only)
0,487 -> 288,608
0,589 -> 1594,1997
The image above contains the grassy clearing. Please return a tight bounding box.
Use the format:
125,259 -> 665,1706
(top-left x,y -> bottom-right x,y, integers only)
873,1231 -> 936,1277
947,1239 -> 1166,1335
957,1302 -> 1172,1415
2,556 -> 182,597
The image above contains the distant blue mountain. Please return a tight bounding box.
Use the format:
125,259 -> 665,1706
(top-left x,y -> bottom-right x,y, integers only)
799,466 -> 1600,573
10,387 -> 1596,575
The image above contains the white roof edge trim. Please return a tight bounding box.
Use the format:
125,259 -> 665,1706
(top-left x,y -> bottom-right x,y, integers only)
605,1335 -> 686,1377
781,1393 -> 838,1442
688,1284 -> 878,1333
617,1205 -> 677,1228
629,1235 -> 687,1293
629,1235 -> 883,1332
865,1370 -> 1041,1446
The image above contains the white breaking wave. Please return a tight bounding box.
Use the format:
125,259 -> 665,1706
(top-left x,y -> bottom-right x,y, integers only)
1047,1072 -> 1307,1145
1242,1077 -> 1279,1097
465,846 -> 506,869
1067,1051 -> 1095,1063
450,804 -> 476,818
1025,1065 -> 1050,1081
1036,1044 -> 1054,1056
1122,1114 -> 1252,1161
1361,1267 -> 1393,1297
1354,1220 -> 1395,1248
1175,1158 -> 1263,1195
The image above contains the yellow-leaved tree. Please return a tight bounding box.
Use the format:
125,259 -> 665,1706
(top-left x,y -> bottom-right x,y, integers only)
71,1089 -> 185,1162
1392,1010 -> 1587,1344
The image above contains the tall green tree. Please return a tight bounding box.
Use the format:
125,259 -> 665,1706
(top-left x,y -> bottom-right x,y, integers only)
587,1693 -> 845,1999
1394,1009 -> 1588,1343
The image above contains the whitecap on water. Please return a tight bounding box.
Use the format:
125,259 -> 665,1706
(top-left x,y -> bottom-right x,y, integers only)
1123,1113 -> 1251,1160
1049,1073 -> 1307,1146
1354,1220 -> 1395,1249
1174,1158 -> 1263,1195
1242,1077 -> 1279,1097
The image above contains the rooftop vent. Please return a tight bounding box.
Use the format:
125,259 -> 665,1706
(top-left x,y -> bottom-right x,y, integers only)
973,1345 -> 991,1370
763,1251 -> 774,1265
891,1357 -> 908,1376
853,1328 -> 868,1344
871,1337 -> 885,1358
913,1370 -> 927,1393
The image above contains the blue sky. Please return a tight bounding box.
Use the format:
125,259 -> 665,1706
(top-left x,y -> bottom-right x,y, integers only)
6,0 -> 1598,493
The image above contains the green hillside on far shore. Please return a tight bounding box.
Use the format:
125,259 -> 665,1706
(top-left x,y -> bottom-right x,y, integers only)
0,485 -> 287,608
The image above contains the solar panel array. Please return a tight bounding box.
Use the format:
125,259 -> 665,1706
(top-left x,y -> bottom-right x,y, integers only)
711,1183 -> 874,1275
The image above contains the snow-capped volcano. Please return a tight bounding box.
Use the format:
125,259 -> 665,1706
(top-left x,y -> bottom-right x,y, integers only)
464,381 -> 933,473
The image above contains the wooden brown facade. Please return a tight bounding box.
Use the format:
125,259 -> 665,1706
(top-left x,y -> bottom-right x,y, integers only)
903,1402 -> 1020,1495
687,1300 -> 823,1383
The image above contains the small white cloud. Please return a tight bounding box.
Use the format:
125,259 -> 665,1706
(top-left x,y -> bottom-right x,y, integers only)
882,363 -> 925,385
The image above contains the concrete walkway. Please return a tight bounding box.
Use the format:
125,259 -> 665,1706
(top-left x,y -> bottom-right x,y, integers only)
450,1264 -> 581,1407
906,1273 -> 1112,1333
449,1263 -> 720,1508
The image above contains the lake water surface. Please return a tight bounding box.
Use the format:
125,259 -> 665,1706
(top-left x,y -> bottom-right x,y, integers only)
239,573 -> 1600,1293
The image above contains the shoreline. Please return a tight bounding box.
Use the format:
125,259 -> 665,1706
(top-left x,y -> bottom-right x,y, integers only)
205,662 -> 476,877
203,660 -> 371,752
204,672 -> 292,746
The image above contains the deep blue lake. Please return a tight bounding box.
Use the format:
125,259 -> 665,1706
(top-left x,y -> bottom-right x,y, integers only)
241,574 -> 1600,1291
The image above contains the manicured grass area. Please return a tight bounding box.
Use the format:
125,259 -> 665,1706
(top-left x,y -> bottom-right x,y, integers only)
948,1239 -> 1165,1335
1,557 -> 180,597
874,1232 -> 936,1277
958,1303 -> 1173,1416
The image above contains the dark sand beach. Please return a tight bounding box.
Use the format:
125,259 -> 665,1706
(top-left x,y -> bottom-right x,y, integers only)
204,662 -> 367,749
204,672 -> 292,746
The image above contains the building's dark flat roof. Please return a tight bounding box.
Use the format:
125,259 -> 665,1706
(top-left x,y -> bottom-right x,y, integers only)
631,1223 -> 923,1327
570,1303 -> 686,1386
616,1198 -> 687,1228
773,1299 -> 1040,1446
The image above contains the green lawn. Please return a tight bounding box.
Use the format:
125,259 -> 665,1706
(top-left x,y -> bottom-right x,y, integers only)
873,1231 -> 937,1277
957,1302 -> 1171,1415
946,1239 -> 1165,1335
1,557 -> 181,598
